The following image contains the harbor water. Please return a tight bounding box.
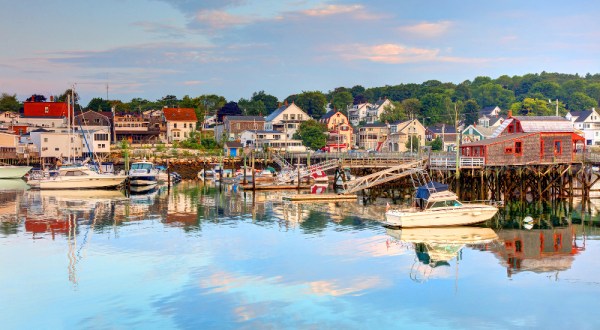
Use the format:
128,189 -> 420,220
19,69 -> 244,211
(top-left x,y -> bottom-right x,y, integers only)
1,180 -> 600,329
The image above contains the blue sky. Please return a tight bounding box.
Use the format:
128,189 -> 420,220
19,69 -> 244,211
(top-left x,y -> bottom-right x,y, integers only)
1,0 -> 599,105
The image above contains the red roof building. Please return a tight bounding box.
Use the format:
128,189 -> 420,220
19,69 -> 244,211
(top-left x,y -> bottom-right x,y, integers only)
163,108 -> 198,143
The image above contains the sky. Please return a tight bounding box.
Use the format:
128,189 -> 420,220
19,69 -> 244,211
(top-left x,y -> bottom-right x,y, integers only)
1,0 -> 599,105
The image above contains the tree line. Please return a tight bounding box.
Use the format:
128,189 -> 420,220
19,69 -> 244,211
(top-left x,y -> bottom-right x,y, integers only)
2,72 -> 600,127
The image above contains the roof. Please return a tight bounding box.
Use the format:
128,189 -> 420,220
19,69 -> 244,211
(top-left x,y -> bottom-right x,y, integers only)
30,128 -> 50,133
572,110 -> 594,123
163,108 -> 198,122
463,125 -> 495,137
361,123 -> 387,128
489,116 -> 504,126
225,141 -> 243,148
461,132 -> 536,147
429,125 -> 457,134
243,130 -> 283,134
225,115 -> 265,122
479,106 -> 500,116
513,116 -> 574,132
265,104 -> 289,122
321,109 -> 338,121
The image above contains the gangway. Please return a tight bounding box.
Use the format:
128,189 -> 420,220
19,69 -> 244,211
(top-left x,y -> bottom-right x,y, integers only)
341,160 -> 425,195
276,159 -> 340,184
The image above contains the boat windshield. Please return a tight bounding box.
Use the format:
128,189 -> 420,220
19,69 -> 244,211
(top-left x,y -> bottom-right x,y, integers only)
131,163 -> 153,170
428,200 -> 462,208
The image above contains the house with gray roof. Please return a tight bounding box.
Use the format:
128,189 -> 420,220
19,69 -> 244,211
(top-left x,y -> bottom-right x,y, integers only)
566,108 -> 600,145
264,102 -> 311,139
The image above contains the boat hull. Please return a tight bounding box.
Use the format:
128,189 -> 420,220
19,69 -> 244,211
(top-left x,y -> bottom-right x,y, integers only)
0,166 -> 33,179
384,204 -> 498,228
30,175 -> 127,190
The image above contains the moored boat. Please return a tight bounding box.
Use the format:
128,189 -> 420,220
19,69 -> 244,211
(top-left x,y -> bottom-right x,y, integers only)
128,160 -> 159,186
384,182 -> 498,228
0,165 -> 33,179
27,165 -> 127,190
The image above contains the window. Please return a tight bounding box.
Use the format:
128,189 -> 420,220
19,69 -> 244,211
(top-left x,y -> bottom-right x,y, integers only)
283,114 -> 288,120
99,144 -> 105,148
184,123 -> 187,128
505,147 -> 513,154
514,141 -> 522,155
174,123 -> 177,128
554,140 -> 562,155
55,147 -> 59,151
44,138 -> 48,142
44,107 -> 49,114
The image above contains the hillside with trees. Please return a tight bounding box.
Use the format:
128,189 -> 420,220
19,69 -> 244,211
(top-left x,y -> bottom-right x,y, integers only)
3,72 -> 600,127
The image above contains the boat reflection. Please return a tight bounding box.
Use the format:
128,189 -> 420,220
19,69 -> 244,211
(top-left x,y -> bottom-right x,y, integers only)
0,178 -> 30,191
386,226 -> 499,282
490,227 -> 585,278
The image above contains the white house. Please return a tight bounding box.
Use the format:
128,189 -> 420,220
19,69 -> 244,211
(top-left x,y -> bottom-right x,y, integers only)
567,108 -> 600,146
366,98 -> 393,124
240,130 -> 285,148
163,107 -> 197,143
76,128 -> 112,157
348,103 -> 371,126
264,102 -> 311,139
29,128 -> 83,160
239,129 -> 305,152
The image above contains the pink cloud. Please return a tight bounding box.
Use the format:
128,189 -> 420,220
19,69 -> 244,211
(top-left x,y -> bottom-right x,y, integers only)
303,4 -> 363,16
398,20 -> 453,38
195,9 -> 253,30
332,43 -> 494,65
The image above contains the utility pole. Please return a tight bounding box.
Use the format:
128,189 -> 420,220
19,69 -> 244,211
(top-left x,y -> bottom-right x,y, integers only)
454,103 -> 460,179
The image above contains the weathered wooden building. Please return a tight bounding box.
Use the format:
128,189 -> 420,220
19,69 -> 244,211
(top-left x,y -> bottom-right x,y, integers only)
460,114 -> 584,166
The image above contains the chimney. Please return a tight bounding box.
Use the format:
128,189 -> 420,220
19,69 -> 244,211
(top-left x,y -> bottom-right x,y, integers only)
284,100 -> 288,106
508,109 -> 512,118
50,95 -> 54,102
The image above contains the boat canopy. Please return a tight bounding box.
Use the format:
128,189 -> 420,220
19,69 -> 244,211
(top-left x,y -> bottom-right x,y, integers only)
415,182 -> 448,200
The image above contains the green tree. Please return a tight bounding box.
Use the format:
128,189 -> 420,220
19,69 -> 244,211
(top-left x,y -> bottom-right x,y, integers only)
420,93 -> 451,124
510,98 -> 553,116
379,101 -> 405,123
567,92 -> 597,110
405,135 -> 420,152
330,91 -> 353,114
86,97 -> 111,111
472,82 -> 515,109
238,98 -> 266,116
0,93 -> 20,112
251,91 -> 279,114
429,136 -> 443,151
294,91 -> 327,119
402,98 -> 422,118
463,99 -> 479,126
55,89 -> 80,107
293,120 -> 327,150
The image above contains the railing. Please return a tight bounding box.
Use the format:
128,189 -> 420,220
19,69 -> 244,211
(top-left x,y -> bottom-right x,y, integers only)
429,156 -> 485,169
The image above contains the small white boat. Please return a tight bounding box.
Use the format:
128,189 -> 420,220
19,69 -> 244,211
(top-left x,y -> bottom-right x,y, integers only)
0,165 -> 32,179
128,160 -> 159,186
384,182 -> 498,228
27,165 -> 127,190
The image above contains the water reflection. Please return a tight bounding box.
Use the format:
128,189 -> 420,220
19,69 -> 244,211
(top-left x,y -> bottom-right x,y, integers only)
386,227 -> 499,282
491,227 -> 585,278
2,181 -> 600,328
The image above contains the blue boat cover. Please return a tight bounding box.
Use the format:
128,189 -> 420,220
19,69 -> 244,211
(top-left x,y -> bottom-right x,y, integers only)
415,182 -> 448,200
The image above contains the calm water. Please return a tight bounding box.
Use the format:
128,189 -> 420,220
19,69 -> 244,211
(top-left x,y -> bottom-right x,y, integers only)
1,180 -> 600,329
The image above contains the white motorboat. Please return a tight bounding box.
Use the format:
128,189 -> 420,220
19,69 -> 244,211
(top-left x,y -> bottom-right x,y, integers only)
27,165 -> 127,190
0,165 -> 32,179
384,182 -> 498,228
128,160 -> 159,186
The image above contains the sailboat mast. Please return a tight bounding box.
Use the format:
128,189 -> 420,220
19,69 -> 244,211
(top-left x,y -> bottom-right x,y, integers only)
67,93 -> 71,164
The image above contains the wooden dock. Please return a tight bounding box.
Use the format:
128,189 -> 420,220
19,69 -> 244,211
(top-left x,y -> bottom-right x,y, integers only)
282,193 -> 358,202
240,184 -> 311,190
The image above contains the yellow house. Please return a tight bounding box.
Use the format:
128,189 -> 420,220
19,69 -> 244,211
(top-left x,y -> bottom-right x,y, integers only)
320,110 -> 353,151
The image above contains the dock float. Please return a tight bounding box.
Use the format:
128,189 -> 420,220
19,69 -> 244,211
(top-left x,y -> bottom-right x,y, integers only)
282,194 -> 358,202
240,184 -> 311,190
